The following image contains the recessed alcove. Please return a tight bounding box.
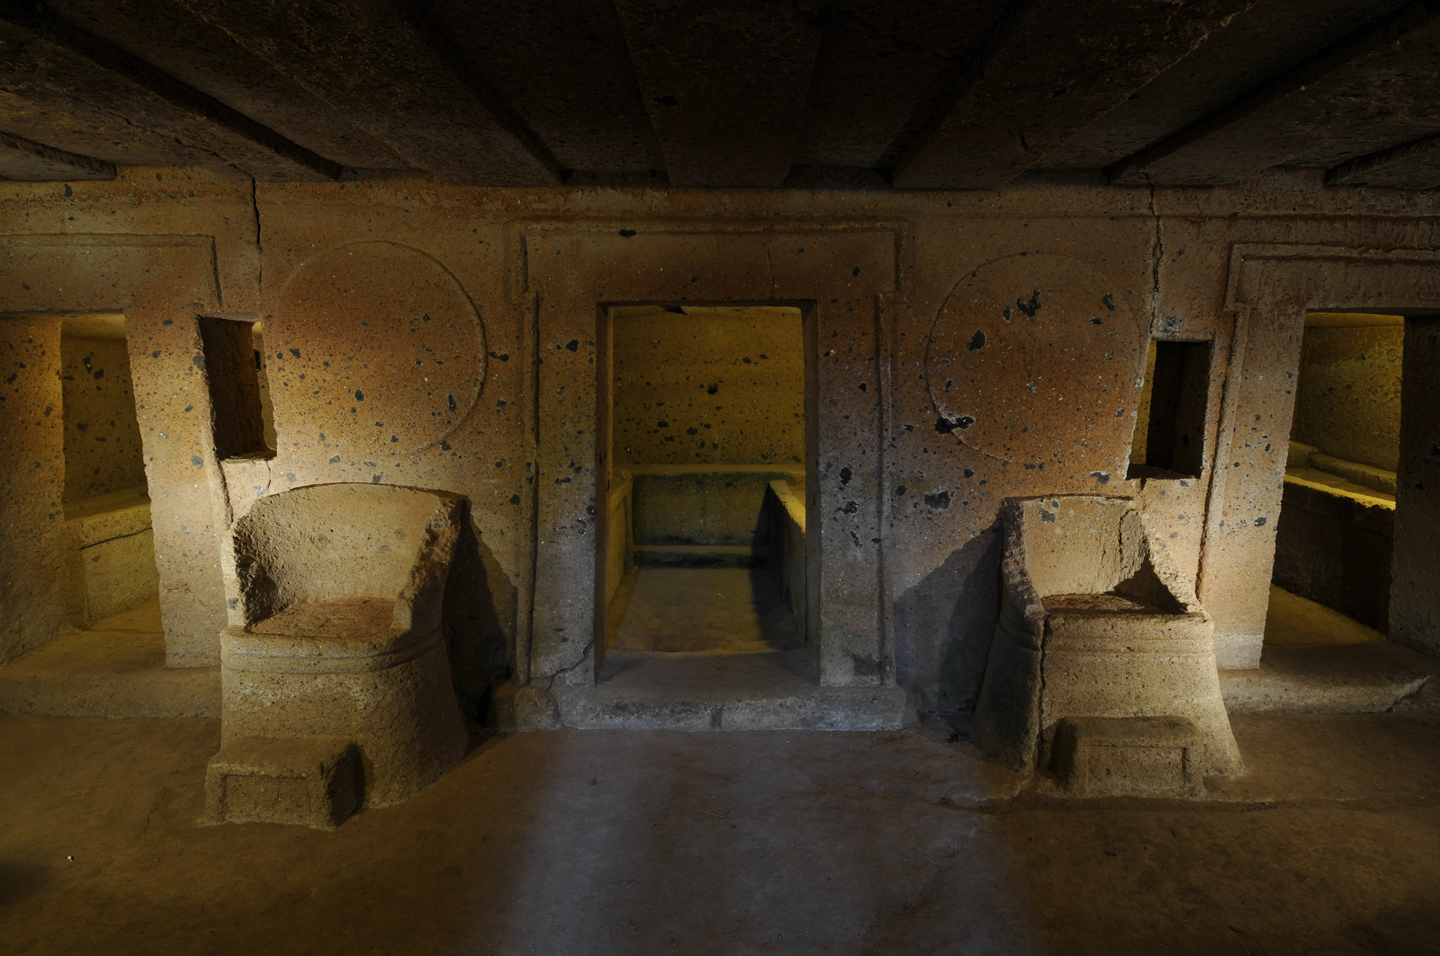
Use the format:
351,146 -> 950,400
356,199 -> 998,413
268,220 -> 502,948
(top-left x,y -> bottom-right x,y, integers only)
57,313 -> 159,628
598,305 -> 811,681
1126,339 -> 1212,481
197,316 -> 276,462
1271,311 -> 1403,634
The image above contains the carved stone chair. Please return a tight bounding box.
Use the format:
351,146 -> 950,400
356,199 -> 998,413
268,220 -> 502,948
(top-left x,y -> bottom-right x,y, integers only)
973,495 -> 1242,796
204,483 -> 468,827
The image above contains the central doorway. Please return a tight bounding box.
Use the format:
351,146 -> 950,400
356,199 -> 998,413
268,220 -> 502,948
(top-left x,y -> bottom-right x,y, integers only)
595,304 -> 812,682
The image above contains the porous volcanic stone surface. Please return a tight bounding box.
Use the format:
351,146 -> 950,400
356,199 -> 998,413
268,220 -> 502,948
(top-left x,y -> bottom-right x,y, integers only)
3,168 -> 1440,719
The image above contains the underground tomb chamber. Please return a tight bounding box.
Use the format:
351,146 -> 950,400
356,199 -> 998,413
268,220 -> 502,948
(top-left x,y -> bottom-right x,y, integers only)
600,305 -> 809,658
973,495 -> 1243,796
205,483 -> 468,828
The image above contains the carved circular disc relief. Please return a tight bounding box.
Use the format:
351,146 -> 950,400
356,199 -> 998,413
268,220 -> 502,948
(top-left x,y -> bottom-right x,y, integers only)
273,241 -> 484,453
926,253 -> 1145,473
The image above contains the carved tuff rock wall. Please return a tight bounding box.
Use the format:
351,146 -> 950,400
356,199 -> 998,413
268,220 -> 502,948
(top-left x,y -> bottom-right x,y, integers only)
2,169 -> 1437,711
60,332 -> 147,501
1292,319 -> 1404,472
0,316 -> 67,662
1393,316 -> 1440,657
612,306 -> 804,468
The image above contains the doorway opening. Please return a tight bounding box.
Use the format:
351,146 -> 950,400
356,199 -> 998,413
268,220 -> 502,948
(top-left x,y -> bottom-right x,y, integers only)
57,313 -> 160,630
595,304 -> 812,684
1267,311 -> 1402,650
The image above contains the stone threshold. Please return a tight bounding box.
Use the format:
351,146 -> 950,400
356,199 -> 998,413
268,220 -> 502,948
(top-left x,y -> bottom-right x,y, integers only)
555,648 -> 910,731
631,544 -> 768,568
7,614 -> 1432,726
1220,640 -> 1438,714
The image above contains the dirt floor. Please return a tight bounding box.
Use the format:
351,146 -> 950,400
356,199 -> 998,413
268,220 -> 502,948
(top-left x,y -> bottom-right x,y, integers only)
3,709 -> 1440,955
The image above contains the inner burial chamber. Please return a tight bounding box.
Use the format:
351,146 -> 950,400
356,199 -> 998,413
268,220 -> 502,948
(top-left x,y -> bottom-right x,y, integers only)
58,314 -> 159,627
1270,312 -> 1403,637
600,305 -> 809,661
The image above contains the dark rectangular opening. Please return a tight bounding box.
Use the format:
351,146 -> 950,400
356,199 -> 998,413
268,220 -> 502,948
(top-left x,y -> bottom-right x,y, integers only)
197,317 -> 274,460
1270,311 -> 1402,638
55,313 -> 160,628
593,302 -> 815,681
1127,339 -> 1211,480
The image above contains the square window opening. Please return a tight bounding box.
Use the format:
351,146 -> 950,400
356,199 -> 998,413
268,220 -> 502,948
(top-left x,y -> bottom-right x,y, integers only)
1127,339 -> 1212,480
197,317 -> 275,461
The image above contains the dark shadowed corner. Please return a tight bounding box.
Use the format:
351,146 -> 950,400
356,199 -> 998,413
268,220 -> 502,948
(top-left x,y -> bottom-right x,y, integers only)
895,523 -> 1004,715
444,515 -> 516,720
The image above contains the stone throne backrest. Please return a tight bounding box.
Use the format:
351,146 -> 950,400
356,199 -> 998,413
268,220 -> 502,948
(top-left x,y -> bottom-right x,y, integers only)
222,483 -> 465,634
1013,496 -> 1193,612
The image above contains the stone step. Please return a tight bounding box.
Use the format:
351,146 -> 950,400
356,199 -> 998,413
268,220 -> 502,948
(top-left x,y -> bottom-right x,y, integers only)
557,649 -> 910,731
0,623 -> 219,718
204,736 -> 362,830
1221,641 -> 1438,714
1051,715 -> 1203,797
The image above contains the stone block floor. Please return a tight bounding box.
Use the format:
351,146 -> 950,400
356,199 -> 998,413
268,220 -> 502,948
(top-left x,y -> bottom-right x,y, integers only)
0,598 -> 218,718
1220,586 -> 1438,714
4,709 -> 1440,955
1262,585 -> 1387,649
610,567 -> 801,654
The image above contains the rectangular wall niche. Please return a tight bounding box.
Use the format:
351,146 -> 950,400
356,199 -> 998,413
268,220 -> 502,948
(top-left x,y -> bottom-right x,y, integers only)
1128,339 -> 1212,479
196,317 -> 275,460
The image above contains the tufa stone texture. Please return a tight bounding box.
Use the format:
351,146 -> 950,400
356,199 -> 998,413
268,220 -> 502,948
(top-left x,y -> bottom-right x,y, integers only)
1272,476 -> 1394,629
2,169 -> 1439,723
270,241 -> 485,457
611,306 -> 804,468
1292,317 -> 1404,473
1391,316 -> 1440,657
0,316 -> 69,663
63,489 -> 158,626
1051,715 -> 1204,797
487,681 -> 561,732
203,736 -> 362,829
217,483 -> 468,812
59,333 -> 147,502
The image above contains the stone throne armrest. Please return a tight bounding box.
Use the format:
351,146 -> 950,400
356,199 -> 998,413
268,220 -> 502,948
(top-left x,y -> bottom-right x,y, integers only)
391,497 -> 465,634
